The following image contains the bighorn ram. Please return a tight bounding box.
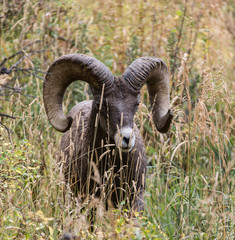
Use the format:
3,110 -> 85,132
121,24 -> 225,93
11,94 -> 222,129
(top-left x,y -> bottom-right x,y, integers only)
43,54 -> 172,214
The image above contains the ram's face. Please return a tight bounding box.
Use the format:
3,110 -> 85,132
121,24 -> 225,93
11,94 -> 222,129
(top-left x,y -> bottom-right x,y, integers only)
93,77 -> 140,152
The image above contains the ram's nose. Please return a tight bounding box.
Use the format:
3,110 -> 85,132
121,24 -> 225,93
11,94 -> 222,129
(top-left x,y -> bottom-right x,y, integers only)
114,127 -> 135,152
123,136 -> 130,145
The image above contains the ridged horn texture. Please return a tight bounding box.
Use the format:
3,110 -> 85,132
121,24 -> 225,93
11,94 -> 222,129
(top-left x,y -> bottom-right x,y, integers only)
43,54 -> 114,132
123,57 -> 173,133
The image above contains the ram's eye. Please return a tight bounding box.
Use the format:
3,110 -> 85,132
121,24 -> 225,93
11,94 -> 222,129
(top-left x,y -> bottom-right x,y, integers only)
96,102 -> 100,109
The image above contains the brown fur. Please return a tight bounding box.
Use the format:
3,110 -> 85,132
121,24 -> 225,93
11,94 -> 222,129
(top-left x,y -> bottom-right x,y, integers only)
59,77 -> 146,212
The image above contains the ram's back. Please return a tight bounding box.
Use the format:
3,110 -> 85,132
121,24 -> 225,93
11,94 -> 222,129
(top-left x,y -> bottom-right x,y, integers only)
60,100 -> 92,154
58,100 -> 92,189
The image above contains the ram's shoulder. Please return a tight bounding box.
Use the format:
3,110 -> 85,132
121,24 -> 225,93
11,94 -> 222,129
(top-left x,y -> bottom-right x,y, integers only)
67,100 -> 92,119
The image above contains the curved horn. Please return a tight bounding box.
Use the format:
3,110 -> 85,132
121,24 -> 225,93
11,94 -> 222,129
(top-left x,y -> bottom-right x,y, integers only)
43,53 -> 114,132
123,57 -> 173,133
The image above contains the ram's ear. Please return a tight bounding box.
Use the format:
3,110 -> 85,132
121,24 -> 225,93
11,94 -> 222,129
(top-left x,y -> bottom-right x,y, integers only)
123,57 -> 173,133
89,85 -> 95,95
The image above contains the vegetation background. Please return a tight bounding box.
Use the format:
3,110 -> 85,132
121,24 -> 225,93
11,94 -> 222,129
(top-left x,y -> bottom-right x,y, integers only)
0,0 -> 234,239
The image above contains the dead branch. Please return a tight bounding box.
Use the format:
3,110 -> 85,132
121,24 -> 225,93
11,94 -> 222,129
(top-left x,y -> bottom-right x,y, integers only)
0,113 -> 16,119
0,40 -> 50,136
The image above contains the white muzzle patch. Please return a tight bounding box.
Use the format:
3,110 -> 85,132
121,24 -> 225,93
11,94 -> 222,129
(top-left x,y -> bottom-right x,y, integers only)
114,127 -> 135,152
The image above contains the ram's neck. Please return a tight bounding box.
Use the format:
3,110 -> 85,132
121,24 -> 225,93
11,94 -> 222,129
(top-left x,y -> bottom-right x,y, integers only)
87,107 -> 115,151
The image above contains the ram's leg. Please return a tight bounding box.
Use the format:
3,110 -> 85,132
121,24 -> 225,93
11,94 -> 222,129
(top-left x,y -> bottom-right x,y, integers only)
132,189 -> 145,214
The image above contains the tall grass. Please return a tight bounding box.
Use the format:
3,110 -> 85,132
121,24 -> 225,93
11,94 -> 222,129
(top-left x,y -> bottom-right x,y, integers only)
0,0 -> 234,239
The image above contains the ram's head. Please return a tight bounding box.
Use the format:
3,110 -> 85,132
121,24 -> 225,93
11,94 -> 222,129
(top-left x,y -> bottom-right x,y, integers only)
43,54 -> 173,152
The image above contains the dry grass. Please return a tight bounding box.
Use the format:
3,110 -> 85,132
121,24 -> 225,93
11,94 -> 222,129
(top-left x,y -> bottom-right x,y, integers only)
0,0 -> 234,239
